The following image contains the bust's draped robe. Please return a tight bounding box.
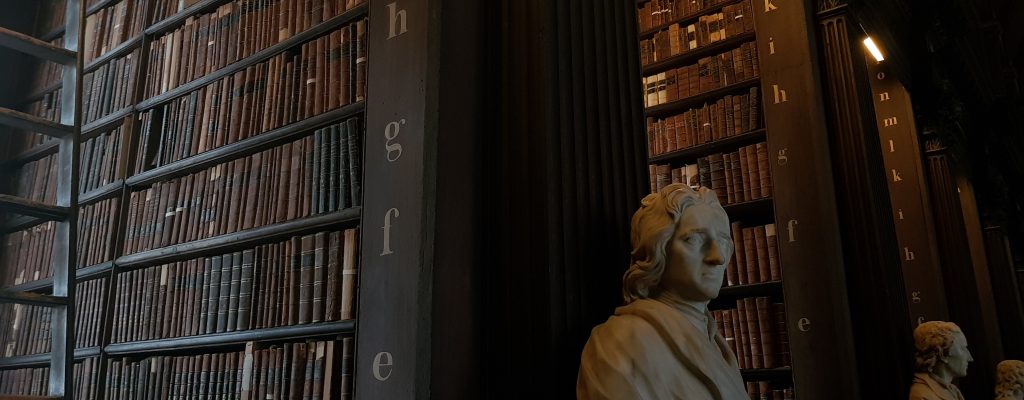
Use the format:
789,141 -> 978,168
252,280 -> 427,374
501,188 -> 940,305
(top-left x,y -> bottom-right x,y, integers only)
577,298 -> 747,400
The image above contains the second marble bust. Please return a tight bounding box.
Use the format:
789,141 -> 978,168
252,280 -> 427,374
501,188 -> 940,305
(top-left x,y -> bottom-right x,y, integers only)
577,184 -> 746,400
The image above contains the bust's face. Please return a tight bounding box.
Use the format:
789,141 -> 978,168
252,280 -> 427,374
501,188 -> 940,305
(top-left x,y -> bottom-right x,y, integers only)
660,203 -> 733,302
945,331 -> 973,378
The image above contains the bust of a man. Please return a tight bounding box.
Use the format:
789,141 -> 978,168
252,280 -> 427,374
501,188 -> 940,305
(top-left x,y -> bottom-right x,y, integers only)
996,360 -> 1024,400
909,321 -> 973,400
577,184 -> 746,400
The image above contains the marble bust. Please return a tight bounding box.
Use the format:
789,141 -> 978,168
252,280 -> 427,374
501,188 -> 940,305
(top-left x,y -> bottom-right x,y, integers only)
996,360 -> 1024,400
577,184 -> 746,400
909,321 -> 973,400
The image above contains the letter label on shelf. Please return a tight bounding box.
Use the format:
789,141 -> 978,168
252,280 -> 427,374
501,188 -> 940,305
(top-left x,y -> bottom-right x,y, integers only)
904,247 -> 916,261
381,208 -> 400,256
877,72 -> 886,80
387,3 -> 408,39
764,0 -> 778,12
879,92 -> 891,102
798,318 -> 811,332
768,37 -> 776,55
918,317 -> 925,325
777,148 -> 788,166
373,352 -> 394,381
898,209 -> 905,220
385,119 -> 406,162
786,219 -> 798,243
889,139 -> 895,153
772,84 -> 788,104
892,169 -> 903,182
912,291 -> 922,303
884,117 -> 898,127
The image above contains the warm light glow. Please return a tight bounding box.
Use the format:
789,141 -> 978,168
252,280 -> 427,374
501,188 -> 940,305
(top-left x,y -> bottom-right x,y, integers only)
863,37 -> 885,62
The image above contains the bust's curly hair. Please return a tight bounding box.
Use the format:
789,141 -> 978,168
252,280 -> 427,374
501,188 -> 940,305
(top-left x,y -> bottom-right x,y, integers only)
913,321 -> 962,373
996,360 -> 1024,399
622,184 -> 727,304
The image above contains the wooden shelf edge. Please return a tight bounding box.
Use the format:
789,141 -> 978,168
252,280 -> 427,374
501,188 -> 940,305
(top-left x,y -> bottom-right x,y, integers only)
718,280 -> 783,297
637,0 -> 747,39
105,320 -> 355,356
19,81 -> 62,105
81,106 -> 132,135
83,34 -> 142,74
1,215 -> 46,234
3,140 -> 59,168
644,78 -> 761,118
642,32 -> 756,75
137,3 -> 370,111
115,208 -> 362,270
145,0 -> 234,36
0,347 -> 100,370
80,180 -> 124,205
649,128 -> 766,163
1,262 -> 116,294
127,102 -> 364,188
85,0 -> 118,16
721,197 -> 773,216
39,25 -> 64,42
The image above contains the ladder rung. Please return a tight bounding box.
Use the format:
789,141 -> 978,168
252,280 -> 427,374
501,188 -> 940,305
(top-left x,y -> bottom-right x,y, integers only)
0,27 -> 75,64
0,290 -> 68,307
0,107 -> 73,138
0,194 -> 69,221
1,215 -> 46,234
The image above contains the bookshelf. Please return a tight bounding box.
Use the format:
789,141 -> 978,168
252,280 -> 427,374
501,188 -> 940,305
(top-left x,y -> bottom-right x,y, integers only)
1,0 -> 369,398
638,0 -> 865,398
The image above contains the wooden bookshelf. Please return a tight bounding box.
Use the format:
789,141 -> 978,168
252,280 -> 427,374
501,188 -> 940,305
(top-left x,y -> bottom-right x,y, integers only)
740,367 -> 793,380
144,0 -> 233,36
718,280 -> 783,298
105,321 -> 354,356
80,106 -> 132,135
644,77 -> 760,118
136,3 -> 368,111
637,0 -> 747,38
127,102 -> 365,187
642,31 -> 756,75
649,128 -> 766,163
78,180 -> 122,206
115,207 -> 361,271
0,347 -> 100,370
2,141 -> 59,168
82,34 -> 141,73
84,0 -> 118,16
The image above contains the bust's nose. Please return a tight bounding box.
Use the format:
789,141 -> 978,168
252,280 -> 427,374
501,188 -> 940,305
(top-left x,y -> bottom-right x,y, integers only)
704,239 -> 726,266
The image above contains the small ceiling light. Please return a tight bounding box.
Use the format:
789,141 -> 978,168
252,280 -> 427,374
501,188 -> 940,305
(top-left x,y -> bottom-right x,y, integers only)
863,37 -> 885,62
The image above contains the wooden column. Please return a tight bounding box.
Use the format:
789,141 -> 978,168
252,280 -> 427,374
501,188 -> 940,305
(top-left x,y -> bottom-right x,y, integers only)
814,3 -> 913,398
983,226 -> 1024,359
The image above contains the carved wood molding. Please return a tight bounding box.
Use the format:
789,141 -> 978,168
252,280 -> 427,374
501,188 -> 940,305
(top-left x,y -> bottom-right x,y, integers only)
817,0 -> 847,14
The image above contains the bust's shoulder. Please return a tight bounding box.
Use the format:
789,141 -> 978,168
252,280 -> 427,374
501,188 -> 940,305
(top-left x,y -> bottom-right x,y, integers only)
586,301 -> 669,350
908,380 -> 941,400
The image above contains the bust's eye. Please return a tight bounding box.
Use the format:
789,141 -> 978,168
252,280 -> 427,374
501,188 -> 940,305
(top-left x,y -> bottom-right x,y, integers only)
683,235 -> 702,245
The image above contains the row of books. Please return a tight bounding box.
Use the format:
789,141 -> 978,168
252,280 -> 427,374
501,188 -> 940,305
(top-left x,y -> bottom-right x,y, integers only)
745,382 -> 794,400
646,87 -> 761,156
33,0 -> 67,39
712,297 -> 790,370
29,56 -> 63,93
0,223 -> 56,287
0,279 -> 107,355
25,89 -> 62,124
77,198 -> 121,267
136,21 -> 366,170
0,200 -> 119,284
112,228 -> 358,343
104,339 -> 353,400
0,357 -> 101,399
643,41 -> 760,109
639,1 -> 754,66
82,48 -> 139,124
12,152 -> 58,203
636,0 -> 737,32
80,124 -> 131,193
123,119 -> 362,254
649,142 -> 773,204
145,0 -> 366,98
83,0 -> 146,63
727,222 -> 780,287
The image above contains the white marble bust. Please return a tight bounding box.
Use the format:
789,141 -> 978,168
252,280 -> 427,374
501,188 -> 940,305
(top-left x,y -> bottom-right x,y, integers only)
577,184 -> 746,400
910,321 -> 973,400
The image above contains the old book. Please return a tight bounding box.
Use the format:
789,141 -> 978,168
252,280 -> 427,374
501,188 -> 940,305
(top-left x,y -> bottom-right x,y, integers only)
742,227 -> 757,284
734,300 -> 750,369
237,249 -> 255,331
765,224 -> 780,281
754,225 -> 770,283
775,303 -> 791,366
341,229 -> 358,320
756,142 -> 771,198
346,118 -> 362,206
729,222 -> 744,286
299,234 -> 315,324
756,297 -> 777,368
744,144 -> 759,199
744,297 -> 763,369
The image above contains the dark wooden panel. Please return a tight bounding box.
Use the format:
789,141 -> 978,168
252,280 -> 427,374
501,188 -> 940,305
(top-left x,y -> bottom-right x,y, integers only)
984,226 -> 1024,358
356,0 -> 432,397
752,1 -> 861,398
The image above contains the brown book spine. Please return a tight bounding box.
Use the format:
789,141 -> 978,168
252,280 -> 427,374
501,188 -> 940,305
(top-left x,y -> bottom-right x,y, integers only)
775,303 -> 791,366
754,225 -> 770,283
766,224 -> 780,281
744,144 -> 759,199
756,297 -> 777,368
728,221 -> 743,286
742,227 -> 757,284
341,228 -> 358,320
744,297 -> 763,369
735,300 -> 750,369
299,234 -> 314,324
756,142 -> 771,198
